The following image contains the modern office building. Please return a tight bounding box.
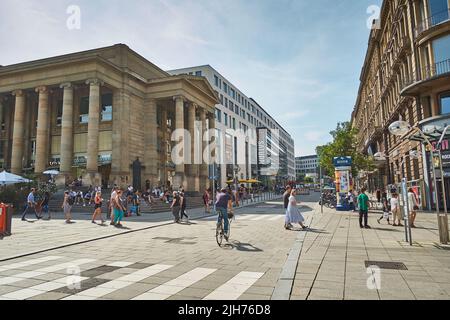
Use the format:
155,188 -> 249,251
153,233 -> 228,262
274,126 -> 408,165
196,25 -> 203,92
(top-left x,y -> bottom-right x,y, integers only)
168,65 -> 296,187
351,0 -> 450,209
295,155 -> 319,182
0,44 -> 219,192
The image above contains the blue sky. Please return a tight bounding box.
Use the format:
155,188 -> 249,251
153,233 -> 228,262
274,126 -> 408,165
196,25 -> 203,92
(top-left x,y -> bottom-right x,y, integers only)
0,0 -> 382,156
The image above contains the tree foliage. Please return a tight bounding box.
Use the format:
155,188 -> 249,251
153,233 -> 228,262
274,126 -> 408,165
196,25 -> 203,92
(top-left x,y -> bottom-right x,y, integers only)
316,122 -> 374,178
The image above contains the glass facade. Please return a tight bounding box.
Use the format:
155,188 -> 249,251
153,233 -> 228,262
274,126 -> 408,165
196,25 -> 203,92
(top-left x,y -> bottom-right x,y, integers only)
441,92 -> 450,114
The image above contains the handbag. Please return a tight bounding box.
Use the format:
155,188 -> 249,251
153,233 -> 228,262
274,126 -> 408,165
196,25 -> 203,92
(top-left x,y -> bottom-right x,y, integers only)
413,205 -> 419,210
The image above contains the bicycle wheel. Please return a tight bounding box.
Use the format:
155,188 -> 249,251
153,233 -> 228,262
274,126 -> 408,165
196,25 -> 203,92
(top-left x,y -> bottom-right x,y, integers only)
216,220 -> 224,247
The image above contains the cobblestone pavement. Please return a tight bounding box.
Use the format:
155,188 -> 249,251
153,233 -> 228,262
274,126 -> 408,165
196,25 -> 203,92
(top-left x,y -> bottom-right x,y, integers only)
291,202 -> 450,300
0,194 -> 311,300
1,192 -> 449,300
0,194 -> 278,261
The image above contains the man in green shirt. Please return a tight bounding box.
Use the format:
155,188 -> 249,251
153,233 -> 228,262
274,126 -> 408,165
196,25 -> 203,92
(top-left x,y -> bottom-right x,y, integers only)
357,188 -> 371,229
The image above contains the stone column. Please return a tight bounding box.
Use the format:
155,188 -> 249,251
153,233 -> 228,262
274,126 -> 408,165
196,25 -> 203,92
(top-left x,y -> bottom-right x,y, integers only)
11,90 -> 26,174
110,88 -> 131,189
60,83 -> 74,176
161,108 -> 168,186
144,98 -> 158,187
85,79 -> 102,185
34,86 -> 50,174
187,103 -> 198,193
173,96 -> 185,189
199,108 -> 208,191
208,112 -> 216,189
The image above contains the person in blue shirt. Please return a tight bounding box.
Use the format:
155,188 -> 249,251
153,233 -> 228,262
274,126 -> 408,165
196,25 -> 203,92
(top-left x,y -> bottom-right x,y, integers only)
21,188 -> 41,221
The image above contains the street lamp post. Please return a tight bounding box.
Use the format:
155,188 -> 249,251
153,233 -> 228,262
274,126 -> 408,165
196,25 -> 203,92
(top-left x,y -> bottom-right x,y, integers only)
374,149 -> 418,246
388,119 -> 449,244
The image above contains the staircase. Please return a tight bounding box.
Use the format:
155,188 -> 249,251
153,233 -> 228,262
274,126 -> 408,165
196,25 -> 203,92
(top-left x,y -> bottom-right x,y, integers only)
48,190 -> 206,214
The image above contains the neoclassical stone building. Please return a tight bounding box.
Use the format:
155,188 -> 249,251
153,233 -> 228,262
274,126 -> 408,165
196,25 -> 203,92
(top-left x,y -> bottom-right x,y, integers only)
352,0 -> 450,209
0,44 -> 218,192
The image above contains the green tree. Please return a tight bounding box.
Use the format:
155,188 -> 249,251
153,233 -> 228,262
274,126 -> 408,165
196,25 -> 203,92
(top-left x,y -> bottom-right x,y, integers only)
316,122 -> 374,178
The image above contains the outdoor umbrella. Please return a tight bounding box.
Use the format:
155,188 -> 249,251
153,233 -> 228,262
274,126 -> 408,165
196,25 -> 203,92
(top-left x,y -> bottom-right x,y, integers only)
43,170 -> 60,175
0,170 -> 31,185
245,179 -> 262,184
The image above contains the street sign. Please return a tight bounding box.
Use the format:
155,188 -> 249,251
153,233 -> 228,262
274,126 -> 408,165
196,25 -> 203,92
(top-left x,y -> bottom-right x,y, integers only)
333,157 -> 352,167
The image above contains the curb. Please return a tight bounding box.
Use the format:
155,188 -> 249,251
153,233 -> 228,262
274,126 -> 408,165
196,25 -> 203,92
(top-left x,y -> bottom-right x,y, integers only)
271,204 -> 317,300
0,196 -> 281,263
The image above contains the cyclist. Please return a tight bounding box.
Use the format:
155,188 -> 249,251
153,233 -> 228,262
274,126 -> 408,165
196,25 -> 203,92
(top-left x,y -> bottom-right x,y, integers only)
216,188 -> 232,241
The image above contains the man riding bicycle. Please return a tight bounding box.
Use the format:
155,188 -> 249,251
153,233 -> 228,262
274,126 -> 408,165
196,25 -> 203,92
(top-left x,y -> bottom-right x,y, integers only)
216,188 -> 232,241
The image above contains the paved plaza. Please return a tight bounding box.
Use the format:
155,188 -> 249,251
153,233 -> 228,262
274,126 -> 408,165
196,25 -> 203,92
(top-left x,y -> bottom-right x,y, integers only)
0,193 -> 449,300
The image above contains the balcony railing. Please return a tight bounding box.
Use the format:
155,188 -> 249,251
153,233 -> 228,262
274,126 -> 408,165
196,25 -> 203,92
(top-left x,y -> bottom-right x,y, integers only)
402,58 -> 450,90
415,9 -> 450,37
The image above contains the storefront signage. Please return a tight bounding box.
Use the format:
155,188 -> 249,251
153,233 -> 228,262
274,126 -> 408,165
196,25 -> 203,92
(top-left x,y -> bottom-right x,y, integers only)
333,157 -> 352,167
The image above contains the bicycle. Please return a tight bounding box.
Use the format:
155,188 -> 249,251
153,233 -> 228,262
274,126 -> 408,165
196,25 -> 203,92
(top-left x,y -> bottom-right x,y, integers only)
215,207 -> 234,247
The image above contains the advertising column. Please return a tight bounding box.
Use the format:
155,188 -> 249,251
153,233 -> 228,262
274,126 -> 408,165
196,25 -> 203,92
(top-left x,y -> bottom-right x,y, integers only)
334,157 -> 353,211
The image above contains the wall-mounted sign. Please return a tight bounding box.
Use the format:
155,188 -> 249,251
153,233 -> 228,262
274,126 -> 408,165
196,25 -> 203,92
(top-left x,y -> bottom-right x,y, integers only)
333,157 -> 352,168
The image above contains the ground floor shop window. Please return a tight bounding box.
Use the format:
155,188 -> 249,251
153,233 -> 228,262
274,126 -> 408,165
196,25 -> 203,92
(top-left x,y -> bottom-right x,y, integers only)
440,92 -> 450,114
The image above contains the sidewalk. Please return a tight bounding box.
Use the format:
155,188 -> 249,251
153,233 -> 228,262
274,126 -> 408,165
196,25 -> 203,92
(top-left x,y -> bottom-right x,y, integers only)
288,204 -> 450,300
0,194 -> 281,262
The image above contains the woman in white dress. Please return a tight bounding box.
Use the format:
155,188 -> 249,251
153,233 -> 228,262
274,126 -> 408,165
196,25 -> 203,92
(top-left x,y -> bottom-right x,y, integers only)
287,189 -> 308,230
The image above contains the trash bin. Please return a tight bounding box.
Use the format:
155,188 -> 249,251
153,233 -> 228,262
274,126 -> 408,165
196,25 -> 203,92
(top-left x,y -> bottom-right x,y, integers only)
0,203 -> 13,237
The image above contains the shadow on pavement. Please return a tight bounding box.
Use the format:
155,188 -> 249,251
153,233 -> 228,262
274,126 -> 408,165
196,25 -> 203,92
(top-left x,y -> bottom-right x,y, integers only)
222,240 -> 263,252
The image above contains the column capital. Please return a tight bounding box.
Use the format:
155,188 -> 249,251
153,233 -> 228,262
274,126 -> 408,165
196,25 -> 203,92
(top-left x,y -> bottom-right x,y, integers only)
85,78 -> 104,86
12,90 -> 24,97
173,95 -> 187,103
35,86 -> 48,94
60,82 -> 72,89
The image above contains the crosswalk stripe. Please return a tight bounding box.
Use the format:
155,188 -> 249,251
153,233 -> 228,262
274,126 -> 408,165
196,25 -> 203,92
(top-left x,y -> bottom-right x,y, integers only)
0,256 -> 62,272
268,215 -> 284,221
61,264 -> 173,300
249,215 -> 267,221
1,276 -> 89,300
0,259 -> 96,286
132,268 -> 217,300
203,271 -> 264,300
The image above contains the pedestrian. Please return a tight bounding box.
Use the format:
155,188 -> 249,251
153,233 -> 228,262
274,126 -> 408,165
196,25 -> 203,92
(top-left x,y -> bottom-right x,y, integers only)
180,190 -> 189,223
377,191 -> 391,225
111,189 -> 126,227
408,188 -> 419,228
109,187 -> 118,223
283,185 -> 293,230
203,188 -> 211,213
41,192 -> 51,220
170,191 -> 181,223
62,191 -> 73,224
376,188 -> 381,203
391,193 -> 403,227
357,188 -> 371,229
91,191 -> 105,224
21,188 -> 40,221
348,190 -> 355,211
215,188 -> 232,241
286,189 -> 308,230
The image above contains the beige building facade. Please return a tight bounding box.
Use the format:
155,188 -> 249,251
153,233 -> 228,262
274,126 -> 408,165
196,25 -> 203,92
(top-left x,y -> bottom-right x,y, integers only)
352,0 -> 450,209
0,44 -> 219,192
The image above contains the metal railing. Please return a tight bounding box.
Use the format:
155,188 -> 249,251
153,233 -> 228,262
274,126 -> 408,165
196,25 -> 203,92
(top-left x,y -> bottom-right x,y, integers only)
415,9 -> 450,37
401,58 -> 450,90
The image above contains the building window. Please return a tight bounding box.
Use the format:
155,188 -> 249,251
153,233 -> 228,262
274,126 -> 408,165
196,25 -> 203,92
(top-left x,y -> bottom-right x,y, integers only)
79,97 -> 89,124
232,118 -> 236,130
224,113 -> 228,126
214,75 -> 219,87
195,71 -> 202,76
101,93 -> 113,122
235,105 -> 239,115
223,82 -> 228,93
56,100 -> 63,126
440,92 -> 450,114
428,0 -> 449,27
432,34 -> 450,75
215,108 -> 222,123
224,97 -> 228,108
230,88 -> 236,100
229,101 -> 233,111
